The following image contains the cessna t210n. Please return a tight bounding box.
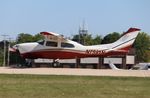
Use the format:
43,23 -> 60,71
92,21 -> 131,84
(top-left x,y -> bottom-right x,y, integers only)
13,28 -> 140,60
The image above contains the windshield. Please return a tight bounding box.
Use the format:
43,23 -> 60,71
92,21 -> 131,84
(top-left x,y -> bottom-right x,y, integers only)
37,40 -> 45,45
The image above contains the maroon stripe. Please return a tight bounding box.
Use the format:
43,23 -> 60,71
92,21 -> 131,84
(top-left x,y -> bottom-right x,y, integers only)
21,49 -> 129,59
122,28 -> 140,36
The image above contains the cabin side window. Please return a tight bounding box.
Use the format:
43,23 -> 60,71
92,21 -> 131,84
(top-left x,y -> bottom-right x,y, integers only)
46,41 -> 58,47
61,42 -> 74,48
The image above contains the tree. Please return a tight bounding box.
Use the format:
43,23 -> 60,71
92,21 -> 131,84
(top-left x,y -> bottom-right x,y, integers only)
16,33 -> 43,44
92,35 -> 102,45
83,34 -> 93,45
17,33 -> 33,43
72,34 -> 92,45
72,34 -> 102,45
133,32 -> 150,62
33,34 -> 43,42
72,34 -> 80,43
101,32 -> 121,44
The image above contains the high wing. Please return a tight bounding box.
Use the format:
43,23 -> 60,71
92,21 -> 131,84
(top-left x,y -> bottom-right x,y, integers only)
40,31 -> 66,42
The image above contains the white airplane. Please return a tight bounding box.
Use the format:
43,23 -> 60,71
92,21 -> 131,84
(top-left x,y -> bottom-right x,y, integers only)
13,28 -> 140,61
108,62 -> 150,70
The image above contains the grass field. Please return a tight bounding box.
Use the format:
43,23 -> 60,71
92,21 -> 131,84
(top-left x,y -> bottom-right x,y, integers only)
0,74 -> 150,98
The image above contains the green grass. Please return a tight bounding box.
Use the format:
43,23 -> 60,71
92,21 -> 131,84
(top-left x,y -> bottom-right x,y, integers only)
0,74 -> 150,98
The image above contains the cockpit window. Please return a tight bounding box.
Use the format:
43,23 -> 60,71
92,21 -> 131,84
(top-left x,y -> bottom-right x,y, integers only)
46,41 -> 57,47
37,40 -> 45,45
61,42 -> 74,48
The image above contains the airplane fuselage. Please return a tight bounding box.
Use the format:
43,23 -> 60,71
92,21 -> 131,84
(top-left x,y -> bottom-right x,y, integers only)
14,39 -> 130,59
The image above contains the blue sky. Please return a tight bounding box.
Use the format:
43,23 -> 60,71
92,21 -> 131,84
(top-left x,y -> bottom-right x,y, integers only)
0,0 -> 150,40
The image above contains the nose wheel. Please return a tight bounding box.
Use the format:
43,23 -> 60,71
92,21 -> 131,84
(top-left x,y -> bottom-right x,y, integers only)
52,59 -> 60,67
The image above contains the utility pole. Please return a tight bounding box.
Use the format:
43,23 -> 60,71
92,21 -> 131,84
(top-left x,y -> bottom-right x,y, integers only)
7,38 -> 12,66
1,35 -> 8,66
78,26 -> 81,43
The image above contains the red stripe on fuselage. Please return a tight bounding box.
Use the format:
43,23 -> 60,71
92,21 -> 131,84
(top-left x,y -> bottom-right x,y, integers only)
117,45 -> 132,52
21,48 -> 129,59
122,28 -> 140,36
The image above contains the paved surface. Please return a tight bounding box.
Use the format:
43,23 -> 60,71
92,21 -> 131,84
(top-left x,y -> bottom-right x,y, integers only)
0,67 -> 150,77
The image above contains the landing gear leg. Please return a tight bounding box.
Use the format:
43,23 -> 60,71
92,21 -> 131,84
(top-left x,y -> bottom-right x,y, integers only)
25,59 -> 33,68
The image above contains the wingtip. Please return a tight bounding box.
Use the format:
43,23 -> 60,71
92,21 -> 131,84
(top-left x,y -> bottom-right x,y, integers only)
40,32 -> 51,35
40,31 -> 60,36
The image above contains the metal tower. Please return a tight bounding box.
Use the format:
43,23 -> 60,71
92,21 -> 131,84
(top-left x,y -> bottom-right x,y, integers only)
78,20 -> 88,45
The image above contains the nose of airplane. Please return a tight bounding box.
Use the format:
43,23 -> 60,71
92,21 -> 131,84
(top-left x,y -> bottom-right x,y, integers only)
13,43 -> 39,54
13,44 -> 19,50
12,44 -> 22,53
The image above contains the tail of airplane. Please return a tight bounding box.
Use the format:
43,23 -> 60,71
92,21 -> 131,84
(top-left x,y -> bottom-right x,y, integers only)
109,28 -> 140,53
